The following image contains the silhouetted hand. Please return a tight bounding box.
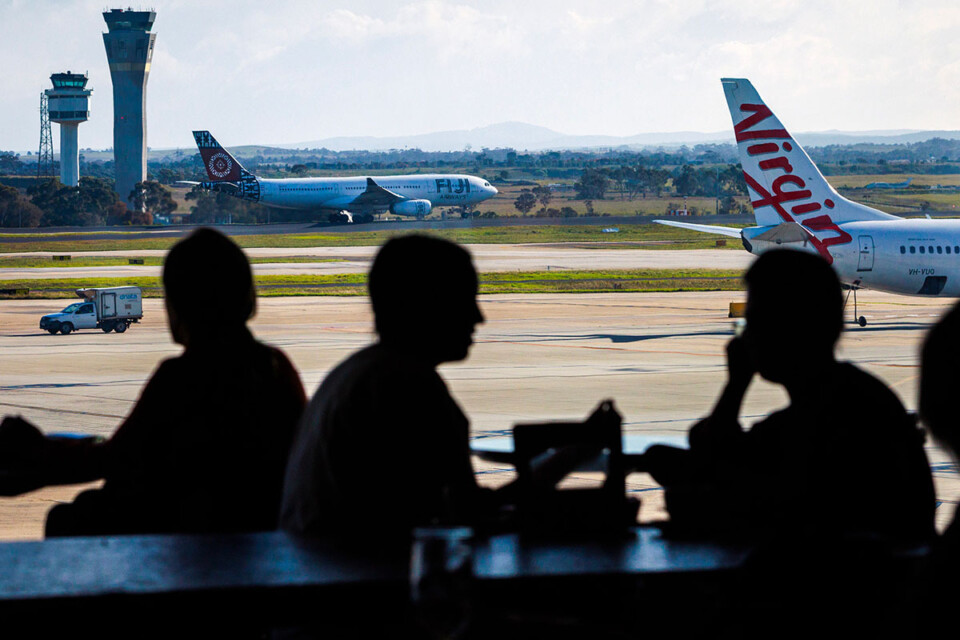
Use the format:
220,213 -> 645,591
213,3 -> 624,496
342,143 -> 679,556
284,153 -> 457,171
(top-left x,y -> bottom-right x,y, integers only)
0,416 -> 50,495
725,336 -> 756,389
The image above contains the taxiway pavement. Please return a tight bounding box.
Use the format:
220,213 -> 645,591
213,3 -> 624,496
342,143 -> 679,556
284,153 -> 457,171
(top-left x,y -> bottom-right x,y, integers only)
0,290 -> 955,539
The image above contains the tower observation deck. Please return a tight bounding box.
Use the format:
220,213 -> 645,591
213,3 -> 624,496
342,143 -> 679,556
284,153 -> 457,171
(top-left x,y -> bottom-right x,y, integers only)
45,72 -> 92,187
102,8 -> 156,208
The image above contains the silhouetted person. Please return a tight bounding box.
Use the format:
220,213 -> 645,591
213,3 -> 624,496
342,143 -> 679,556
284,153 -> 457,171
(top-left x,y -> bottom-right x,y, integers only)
641,250 -> 936,639
0,228 -> 306,536
280,235 -> 492,540
917,301 -> 960,635
647,249 -> 935,542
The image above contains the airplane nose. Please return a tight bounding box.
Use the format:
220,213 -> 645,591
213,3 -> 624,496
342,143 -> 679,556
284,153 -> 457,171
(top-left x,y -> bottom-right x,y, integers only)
490,185 -> 498,195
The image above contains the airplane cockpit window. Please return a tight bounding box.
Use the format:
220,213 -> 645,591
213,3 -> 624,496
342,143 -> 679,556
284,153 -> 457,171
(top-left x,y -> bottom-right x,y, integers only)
483,182 -> 491,187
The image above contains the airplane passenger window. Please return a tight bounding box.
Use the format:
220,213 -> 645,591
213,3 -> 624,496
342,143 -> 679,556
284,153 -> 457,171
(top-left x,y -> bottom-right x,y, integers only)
910,246 -> 916,254
955,246 -> 959,253
930,246 -> 935,253
920,246 -> 926,254
900,246 -> 906,254
948,247 -> 953,254
938,246 -> 943,254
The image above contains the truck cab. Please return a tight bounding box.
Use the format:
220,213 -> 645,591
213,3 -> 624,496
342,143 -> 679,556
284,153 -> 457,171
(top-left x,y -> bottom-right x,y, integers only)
39,302 -> 97,334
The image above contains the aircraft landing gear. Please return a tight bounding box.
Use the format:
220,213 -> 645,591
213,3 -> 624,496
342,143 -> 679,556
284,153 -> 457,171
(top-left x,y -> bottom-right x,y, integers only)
843,284 -> 867,327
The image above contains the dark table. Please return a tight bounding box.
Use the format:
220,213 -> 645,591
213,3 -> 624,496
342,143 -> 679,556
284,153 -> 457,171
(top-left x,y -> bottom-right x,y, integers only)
473,526 -> 750,578
0,525 -> 748,613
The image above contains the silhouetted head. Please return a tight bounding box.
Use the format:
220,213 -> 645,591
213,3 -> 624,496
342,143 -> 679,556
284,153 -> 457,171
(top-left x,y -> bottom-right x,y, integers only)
368,235 -> 484,365
162,228 -> 255,346
743,249 -> 843,385
920,304 -> 960,455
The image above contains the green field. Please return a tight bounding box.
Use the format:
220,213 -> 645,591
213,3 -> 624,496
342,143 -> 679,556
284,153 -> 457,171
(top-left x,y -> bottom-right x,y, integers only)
0,268 -> 743,299
0,224 -> 741,254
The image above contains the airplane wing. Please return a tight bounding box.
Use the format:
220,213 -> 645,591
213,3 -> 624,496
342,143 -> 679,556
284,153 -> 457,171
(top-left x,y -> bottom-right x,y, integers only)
349,178 -> 404,207
654,220 -> 743,238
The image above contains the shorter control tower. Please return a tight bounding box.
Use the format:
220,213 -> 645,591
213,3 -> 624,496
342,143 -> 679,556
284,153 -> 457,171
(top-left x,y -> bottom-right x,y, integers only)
45,72 -> 92,187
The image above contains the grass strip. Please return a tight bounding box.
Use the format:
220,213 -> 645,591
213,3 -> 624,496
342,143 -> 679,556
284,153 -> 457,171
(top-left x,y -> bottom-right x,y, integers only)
0,269 -> 743,299
0,256 -> 347,268
0,225 -> 742,254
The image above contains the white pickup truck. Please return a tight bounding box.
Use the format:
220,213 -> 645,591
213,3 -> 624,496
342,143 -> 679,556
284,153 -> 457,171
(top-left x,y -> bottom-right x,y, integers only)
39,286 -> 143,335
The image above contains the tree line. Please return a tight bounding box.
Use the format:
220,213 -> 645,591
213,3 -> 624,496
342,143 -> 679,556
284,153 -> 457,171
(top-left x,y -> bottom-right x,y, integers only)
0,177 -> 183,228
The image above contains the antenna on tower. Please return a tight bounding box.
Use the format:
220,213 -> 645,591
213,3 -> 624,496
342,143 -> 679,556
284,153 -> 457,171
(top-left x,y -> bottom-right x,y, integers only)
37,93 -> 55,180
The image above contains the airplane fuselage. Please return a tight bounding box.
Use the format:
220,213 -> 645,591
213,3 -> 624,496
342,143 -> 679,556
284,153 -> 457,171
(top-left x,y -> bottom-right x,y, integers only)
256,174 -> 495,212
747,219 -> 960,297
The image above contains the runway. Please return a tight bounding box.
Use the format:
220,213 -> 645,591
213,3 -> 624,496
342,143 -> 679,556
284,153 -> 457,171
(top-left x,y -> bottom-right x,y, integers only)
0,245 -> 754,280
0,289 -> 956,539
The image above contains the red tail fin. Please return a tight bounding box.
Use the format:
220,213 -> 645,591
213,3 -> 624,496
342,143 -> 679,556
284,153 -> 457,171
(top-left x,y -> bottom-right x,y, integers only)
192,130 -> 245,182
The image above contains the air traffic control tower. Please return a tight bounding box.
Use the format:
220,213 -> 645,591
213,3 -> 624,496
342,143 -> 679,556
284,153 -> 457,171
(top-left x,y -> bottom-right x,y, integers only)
102,9 -> 156,207
45,72 -> 92,187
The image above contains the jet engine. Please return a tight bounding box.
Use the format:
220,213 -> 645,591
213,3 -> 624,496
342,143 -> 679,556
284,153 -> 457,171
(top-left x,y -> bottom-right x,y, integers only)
390,199 -> 432,217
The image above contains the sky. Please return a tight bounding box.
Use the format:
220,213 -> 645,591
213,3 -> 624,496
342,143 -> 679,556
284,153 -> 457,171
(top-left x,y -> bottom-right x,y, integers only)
3,0 -> 960,152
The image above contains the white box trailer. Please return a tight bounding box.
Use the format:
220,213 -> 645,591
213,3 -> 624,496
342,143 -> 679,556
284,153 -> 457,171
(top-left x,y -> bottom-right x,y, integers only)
38,286 -> 143,334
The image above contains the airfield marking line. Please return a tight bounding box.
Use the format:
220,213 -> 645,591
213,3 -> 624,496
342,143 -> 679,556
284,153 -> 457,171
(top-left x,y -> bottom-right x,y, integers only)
482,339 -> 720,357
890,375 -> 919,392
0,402 -> 126,420
871,363 -> 920,369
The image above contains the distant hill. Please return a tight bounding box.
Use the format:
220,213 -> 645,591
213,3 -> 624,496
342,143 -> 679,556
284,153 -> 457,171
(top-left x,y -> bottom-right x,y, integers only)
275,121 -> 960,152
57,123 -> 960,159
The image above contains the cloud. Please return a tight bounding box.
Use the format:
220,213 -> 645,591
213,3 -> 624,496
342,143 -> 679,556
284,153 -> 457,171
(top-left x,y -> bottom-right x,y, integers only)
4,0 -> 960,150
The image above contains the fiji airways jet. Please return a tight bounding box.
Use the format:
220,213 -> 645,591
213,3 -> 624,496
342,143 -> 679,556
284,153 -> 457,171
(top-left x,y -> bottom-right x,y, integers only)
189,131 -> 497,224
658,78 -> 960,325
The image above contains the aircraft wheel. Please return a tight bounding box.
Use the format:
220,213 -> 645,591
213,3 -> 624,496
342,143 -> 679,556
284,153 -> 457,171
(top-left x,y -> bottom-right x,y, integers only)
858,316 -> 867,327
115,322 -> 128,334
60,323 -> 73,335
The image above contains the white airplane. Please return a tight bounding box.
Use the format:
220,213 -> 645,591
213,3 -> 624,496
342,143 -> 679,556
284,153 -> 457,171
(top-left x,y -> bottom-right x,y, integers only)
189,131 -> 498,224
657,78 -> 959,326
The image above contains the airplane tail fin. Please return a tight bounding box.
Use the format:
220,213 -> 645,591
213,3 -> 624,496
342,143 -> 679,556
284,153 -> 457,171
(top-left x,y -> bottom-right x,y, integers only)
192,131 -> 248,182
721,78 -> 897,227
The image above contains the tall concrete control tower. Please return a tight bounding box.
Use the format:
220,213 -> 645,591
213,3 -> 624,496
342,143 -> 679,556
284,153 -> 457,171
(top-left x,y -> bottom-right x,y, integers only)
102,8 -> 156,208
45,72 -> 91,187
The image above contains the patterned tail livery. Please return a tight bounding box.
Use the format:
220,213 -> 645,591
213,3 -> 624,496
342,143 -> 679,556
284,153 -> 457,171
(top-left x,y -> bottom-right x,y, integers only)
721,79 -> 896,262
193,130 -> 246,182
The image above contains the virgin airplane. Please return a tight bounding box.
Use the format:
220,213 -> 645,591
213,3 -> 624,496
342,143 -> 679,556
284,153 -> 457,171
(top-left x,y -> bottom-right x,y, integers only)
658,78 -> 959,326
189,131 -> 497,224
